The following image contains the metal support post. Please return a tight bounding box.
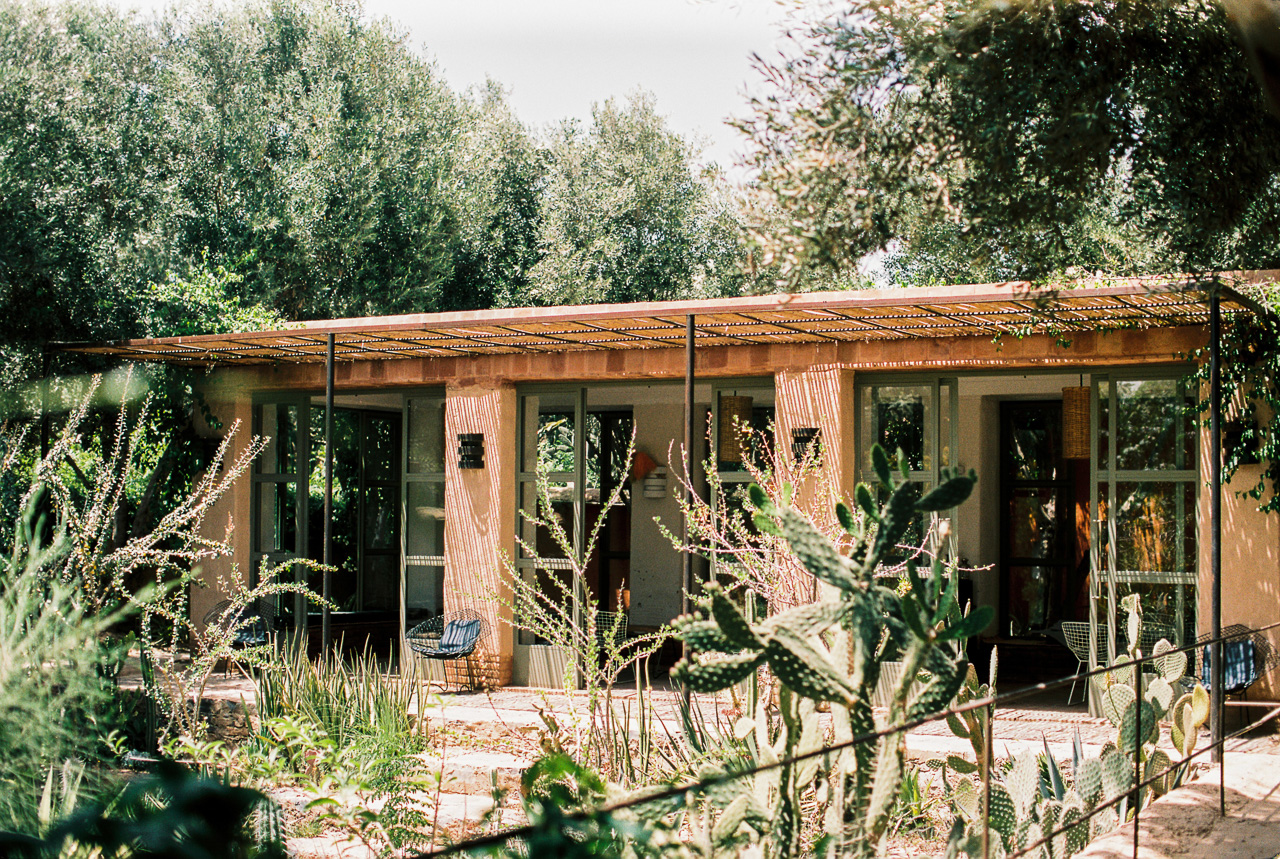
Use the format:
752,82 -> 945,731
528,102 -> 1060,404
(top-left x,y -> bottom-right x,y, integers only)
322,334 -> 335,653
682,316 -> 695,708
1134,662 -> 1143,856
1210,291 -> 1224,774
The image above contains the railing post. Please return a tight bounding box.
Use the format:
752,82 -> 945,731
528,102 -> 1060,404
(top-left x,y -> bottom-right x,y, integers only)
982,699 -> 993,859
1134,659 -> 1142,859
322,333 -> 334,653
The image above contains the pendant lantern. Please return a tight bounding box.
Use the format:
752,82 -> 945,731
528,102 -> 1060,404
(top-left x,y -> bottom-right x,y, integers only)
1062,387 -> 1090,460
718,395 -> 753,463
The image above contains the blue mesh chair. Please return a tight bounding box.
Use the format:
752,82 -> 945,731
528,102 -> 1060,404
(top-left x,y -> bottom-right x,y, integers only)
1198,624 -> 1279,697
1202,638 -> 1259,696
407,609 -> 490,690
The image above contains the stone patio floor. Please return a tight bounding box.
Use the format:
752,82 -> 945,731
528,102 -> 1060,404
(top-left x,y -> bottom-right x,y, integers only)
127,672 -> 1280,858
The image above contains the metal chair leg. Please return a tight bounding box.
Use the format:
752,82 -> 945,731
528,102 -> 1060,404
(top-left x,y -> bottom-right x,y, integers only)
1067,658 -> 1085,706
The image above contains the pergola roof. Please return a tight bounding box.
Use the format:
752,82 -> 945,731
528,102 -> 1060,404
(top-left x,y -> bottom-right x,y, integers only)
62,277 -> 1272,367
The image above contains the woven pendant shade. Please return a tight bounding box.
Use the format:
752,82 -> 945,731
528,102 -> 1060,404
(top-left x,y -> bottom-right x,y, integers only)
1062,387 -> 1090,460
718,395 -> 753,462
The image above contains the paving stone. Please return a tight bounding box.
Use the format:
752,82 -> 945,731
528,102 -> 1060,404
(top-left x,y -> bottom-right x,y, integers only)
415,750 -> 531,795
1077,753 -> 1280,859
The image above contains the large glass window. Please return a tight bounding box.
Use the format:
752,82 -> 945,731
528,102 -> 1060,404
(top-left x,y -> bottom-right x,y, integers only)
856,378 -> 959,566
252,399 -> 309,627
1092,374 -> 1197,657
403,395 -> 446,626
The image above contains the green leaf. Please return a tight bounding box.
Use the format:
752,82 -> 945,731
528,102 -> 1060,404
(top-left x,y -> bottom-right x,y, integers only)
1043,737 -> 1065,801
751,511 -> 783,537
932,566 -> 961,626
1100,683 -> 1136,727
898,592 -> 929,641
871,482 -> 920,563
1191,683 -> 1210,725
672,652 -> 765,694
707,584 -> 764,651
855,483 -> 879,520
760,599 -> 846,640
909,659 -> 967,721
836,500 -> 858,532
677,618 -> 734,653
747,483 -> 772,511
778,507 -> 860,591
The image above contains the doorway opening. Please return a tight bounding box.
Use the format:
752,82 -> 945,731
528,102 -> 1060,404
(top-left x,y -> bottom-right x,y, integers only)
999,400 -> 1089,639
304,406 -> 402,658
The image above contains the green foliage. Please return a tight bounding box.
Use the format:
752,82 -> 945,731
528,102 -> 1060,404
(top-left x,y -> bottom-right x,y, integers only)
0,763 -> 282,859
739,0 -> 1280,285
500,429 -> 671,787
141,256 -> 287,338
1188,292 -> 1280,514
528,92 -> 750,306
0,486 -> 128,833
254,641 -> 425,773
0,1 -> 757,390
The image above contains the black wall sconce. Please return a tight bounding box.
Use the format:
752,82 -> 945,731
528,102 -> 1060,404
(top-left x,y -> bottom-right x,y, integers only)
457,433 -> 485,469
791,427 -> 822,465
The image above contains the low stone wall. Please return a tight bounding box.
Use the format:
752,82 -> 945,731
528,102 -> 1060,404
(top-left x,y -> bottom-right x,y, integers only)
199,697 -> 254,743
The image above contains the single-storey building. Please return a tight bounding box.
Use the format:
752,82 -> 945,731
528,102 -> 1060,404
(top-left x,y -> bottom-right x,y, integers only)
71,274 -> 1280,697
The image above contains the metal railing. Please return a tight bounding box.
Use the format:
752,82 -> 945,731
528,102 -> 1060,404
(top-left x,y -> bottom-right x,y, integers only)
423,621 -> 1280,859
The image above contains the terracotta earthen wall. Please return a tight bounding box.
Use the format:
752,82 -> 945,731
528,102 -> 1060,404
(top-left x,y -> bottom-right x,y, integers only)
1199,460 -> 1280,699
773,366 -> 858,504
190,394 -> 254,633
443,384 -> 517,687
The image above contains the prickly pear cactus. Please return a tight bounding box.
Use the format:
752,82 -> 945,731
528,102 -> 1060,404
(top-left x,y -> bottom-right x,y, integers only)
1096,596 -> 1209,802
672,444 -> 991,859
948,595 -> 1211,859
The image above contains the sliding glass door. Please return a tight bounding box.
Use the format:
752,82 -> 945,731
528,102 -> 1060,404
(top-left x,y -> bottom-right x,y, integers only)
402,394 -> 447,643
856,377 -> 960,565
1091,374 -> 1198,668
251,396 -> 310,629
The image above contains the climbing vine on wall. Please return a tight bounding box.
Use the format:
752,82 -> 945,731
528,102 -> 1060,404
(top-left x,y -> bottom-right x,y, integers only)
1188,286 -> 1280,513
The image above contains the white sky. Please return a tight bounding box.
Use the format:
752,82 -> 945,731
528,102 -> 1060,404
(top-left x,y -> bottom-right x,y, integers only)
111,0 -> 798,177
383,0 -> 793,173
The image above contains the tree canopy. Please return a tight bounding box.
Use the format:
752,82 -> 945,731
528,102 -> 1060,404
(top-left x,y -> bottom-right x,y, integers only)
739,0 -> 1280,285
0,0 -> 757,389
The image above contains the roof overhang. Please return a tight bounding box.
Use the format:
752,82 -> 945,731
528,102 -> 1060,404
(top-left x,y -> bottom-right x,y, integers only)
60,274 -> 1276,367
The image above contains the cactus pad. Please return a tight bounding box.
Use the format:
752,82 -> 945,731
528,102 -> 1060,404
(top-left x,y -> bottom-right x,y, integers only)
760,598 -> 846,641
1073,757 -> 1102,805
763,627 -> 857,705
1100,683 -> 1136,727
672,651 -> 765,694
778,507 -> 861,592
677,617 -> 736,653
1152,639 -> 1187,681
1146,677 -> 1175,720
706,584 -> 765,651
1006,754 -> 1041,817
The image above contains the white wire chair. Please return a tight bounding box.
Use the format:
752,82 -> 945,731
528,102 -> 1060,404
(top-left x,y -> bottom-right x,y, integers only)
1061,621 -> 1118,706
595,611 -> 629,650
